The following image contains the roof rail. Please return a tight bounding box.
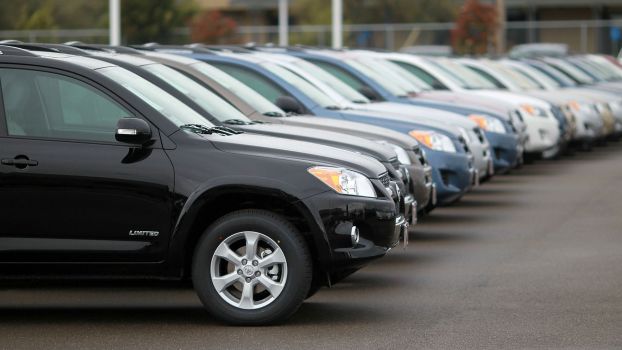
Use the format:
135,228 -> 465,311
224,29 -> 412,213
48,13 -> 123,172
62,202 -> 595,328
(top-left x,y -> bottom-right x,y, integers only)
20,43 -> 88,55
132,44 -> 215,55
201,45 -> 254,53
0,39 -> 24,44
0,45 -> 40,57
67,43 -> 144,55
0,43 -> 62,53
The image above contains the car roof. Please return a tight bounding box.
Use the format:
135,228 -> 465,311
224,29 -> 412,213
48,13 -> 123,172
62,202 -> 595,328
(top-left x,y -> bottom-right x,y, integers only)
31,50 -> 116,70
140,51 -> 200,65
85,51 -> 157,67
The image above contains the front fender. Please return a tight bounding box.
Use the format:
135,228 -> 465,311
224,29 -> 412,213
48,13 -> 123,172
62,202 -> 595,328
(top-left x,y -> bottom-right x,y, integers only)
164,177 -> 331,277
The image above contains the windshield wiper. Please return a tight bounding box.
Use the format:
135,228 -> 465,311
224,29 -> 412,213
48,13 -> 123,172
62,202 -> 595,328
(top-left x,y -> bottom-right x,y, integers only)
325,105 -> 342,110
263,111 -> 286,117
179,124 -> 241,135
222,118 -> 251,125
352,100 -> 368,104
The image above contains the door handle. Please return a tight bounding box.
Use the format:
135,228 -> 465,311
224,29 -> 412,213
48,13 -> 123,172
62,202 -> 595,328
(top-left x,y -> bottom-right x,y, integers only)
1,157 -> 38,169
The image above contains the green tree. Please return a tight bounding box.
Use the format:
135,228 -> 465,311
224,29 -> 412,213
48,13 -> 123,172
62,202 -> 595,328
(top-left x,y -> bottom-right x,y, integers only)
291,0 -> 457,25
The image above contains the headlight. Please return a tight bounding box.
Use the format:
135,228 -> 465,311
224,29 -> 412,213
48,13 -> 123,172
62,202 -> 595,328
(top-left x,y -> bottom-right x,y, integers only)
308,166 -> 376,198
520,104 -> 548,118
374,140 -> 411,165
568,101 -> 581,112
408,130 -> 457,153
468,114 -> 507,134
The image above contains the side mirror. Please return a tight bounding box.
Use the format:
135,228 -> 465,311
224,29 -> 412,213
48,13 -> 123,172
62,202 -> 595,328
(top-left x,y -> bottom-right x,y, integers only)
115,118 -> 152,145
358,86 -> 381,101
275,96 -> 303,114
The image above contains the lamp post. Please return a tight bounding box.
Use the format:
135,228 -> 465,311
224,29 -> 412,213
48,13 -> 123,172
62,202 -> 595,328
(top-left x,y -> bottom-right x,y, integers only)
278,0 -> 289,46
109,0 -> 120,45
332,0 -> 343,49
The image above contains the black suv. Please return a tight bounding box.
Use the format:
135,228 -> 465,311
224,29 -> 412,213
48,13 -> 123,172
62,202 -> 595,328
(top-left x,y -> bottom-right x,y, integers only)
0,46 -> 401,325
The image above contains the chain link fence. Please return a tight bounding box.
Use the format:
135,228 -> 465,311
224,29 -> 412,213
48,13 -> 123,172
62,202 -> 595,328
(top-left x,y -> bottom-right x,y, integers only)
2,19 -> 622,54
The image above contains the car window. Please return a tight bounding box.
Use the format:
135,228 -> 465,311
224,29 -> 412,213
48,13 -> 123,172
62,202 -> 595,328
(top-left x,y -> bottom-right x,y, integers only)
258,62 -> 340,108
212,63 -> 289,104
307,59 -> 367,92
190,62 -> 286,116
344,58 -> 410,97
97,66 -> 212,128
0,68 -> 130,142
288,59 -> 370,103
140,63 -> 251,123
464,66 -> 506,89
391,61 -> 449,90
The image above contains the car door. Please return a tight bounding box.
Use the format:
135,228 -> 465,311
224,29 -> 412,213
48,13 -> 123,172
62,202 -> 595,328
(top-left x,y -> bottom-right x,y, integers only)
0,66 -> 175,263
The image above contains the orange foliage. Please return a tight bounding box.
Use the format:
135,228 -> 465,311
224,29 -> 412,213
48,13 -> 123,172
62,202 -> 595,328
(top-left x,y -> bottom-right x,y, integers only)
190,10 -> 237,44
451,0 -> 498,55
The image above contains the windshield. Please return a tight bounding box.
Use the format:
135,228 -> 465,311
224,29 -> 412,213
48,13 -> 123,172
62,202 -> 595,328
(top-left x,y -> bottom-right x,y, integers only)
509,63 -> 561,88
97,66 -> 213,127
379,59 -> 432,91
141,63 -> 251,124
431,60 -> 498,89
354,56 -> 421,94
568,59 -> 608,81
288,59 -> 370,103
530,63 -> 577,87
548,59 -> 595,84
260,61 -> 341,108
489,62 -> 542,90
190,61 -> 286,116
504,66 -> 546,90
343,58 -> 410,96
588,56 -> 622,80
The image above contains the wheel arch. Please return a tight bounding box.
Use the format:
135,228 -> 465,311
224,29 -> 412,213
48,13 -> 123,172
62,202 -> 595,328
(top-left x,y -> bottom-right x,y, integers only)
166,184 -> 331,280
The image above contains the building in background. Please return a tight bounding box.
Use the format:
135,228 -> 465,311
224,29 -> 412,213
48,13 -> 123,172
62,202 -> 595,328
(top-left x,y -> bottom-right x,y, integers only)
506,0 -> 622,53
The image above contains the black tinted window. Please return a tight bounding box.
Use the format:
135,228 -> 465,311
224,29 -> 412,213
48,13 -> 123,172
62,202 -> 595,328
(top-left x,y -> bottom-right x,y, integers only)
1,68 -> 130,142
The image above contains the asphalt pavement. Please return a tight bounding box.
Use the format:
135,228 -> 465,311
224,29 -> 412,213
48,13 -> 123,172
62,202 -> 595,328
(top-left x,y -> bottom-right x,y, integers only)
1,144 -> 622,349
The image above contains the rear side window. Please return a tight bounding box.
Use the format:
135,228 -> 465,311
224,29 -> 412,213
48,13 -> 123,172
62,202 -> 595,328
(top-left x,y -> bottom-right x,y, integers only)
0,68 -> 130,142
210,63 -> 288,104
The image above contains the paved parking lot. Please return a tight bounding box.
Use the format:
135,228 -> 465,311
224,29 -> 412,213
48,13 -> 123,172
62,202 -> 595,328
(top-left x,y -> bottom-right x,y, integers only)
1,144 -> 622,350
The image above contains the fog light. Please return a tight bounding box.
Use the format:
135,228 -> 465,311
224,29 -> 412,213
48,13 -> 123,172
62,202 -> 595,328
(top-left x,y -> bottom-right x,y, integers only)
350,226 -> 360,246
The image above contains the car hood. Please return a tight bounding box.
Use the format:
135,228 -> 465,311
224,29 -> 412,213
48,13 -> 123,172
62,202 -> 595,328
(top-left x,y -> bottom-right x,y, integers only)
277,116 -> 420,150
202,131 -> 387,178
466,90 -> 553,109
416,91 -> 512,115
339,106 -> 463,136
233,123 -> 396,162
354,101 -> 479,130
408,96 -> 511,122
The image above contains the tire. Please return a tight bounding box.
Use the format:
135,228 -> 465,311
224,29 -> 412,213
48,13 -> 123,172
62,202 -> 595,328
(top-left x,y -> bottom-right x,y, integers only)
192,209 -> 312,326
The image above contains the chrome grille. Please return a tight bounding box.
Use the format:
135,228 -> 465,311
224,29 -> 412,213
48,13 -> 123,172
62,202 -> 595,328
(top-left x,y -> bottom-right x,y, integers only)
389,158 -> 401,171
458,137 -> 471,154
379,173 -> 390,187
473,127 -> 485,143
413,145 -> 427,165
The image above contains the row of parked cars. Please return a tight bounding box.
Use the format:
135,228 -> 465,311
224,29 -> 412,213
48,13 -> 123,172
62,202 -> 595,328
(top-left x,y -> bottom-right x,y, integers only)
0,40 -> 620,325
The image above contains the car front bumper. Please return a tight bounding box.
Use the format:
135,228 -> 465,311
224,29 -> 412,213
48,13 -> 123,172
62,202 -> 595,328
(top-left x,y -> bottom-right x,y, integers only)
523,117 -> 561,154
425,149 -> 472,206
485,131 -> 521,173
405,162 -> 433,212
302,189 -> 400,284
